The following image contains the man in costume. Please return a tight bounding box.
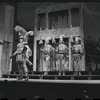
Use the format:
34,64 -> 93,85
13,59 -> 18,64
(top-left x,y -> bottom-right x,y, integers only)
14,26 -> 34,66
71,36 -> 84,75
10,26 -> 34,80
55,35 -> 69,75
10,35 -> 29,80
41,37 -> 54,75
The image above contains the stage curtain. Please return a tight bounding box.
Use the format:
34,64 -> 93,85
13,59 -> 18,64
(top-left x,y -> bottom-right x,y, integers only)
83,3 -> 100,69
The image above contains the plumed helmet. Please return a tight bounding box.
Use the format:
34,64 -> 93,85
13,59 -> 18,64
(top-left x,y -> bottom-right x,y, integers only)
45,37 -> 51,43
39,39 -> 43,44
52,37 -> 56,43
14,26 -> 27,36
59,35 -> 64,43
75,36 -> 80,42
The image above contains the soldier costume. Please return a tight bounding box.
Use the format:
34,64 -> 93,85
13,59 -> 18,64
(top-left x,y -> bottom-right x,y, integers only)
14,26 -> 34,66
71,36 -> 84,75
10,35 -> 29,80
10,26 -> 34,81
41,37 -> 54,75
56,35 -> 69,75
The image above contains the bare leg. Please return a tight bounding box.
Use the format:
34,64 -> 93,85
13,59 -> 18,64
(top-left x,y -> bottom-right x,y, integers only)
44,59 -> 48,75
17,62 -> 23,80
23,61 -> 29,81
78,58 -> 81,75
74,60 -> 78,75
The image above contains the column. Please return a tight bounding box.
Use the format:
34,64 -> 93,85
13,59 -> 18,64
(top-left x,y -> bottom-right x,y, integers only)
0,44 -> 3,77
46,12 -> 49,30
69,36 -> 73,71
33,38 -> 37,71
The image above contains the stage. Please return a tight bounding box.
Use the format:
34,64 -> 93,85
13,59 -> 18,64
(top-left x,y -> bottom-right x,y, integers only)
3,71 -> 100,81
2,78 -> 100,84
0,77 -> 100,100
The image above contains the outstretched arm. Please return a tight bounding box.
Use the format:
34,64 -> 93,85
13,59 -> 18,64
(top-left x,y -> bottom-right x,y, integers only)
10,50 -> 17,59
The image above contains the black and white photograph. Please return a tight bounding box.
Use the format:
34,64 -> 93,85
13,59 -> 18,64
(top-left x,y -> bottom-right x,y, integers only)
0,1 -> 100,100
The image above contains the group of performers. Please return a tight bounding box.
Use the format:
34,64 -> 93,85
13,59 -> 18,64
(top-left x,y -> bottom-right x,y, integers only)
41,35 -> 84,75
10,25 -> 84,81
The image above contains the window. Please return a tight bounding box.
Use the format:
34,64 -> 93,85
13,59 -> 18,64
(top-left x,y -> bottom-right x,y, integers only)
37,13 -> 45,30
71,8 -> 80,27
48,9 -> 68,29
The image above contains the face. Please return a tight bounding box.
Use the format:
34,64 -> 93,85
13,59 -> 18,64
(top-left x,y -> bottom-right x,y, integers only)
19,38 -> 23,43
60,40 -> 63,43
45,40 -> 49,44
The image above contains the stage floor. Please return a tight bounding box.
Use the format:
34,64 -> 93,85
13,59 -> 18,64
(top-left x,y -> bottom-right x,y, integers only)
3,71 -> 100,80
1,78 -> 100,84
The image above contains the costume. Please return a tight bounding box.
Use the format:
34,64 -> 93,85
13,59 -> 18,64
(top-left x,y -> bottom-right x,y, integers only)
14,26 -> 33,66
71,37 -> 84,75
10,26 -> 34,81
10,36 -> 28,80
56,35 -> 69,75
41,37 -> 54,75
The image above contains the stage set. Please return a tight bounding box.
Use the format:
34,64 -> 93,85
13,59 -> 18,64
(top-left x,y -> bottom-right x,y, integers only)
4,3 -> 97,80
1,2 -> 100,100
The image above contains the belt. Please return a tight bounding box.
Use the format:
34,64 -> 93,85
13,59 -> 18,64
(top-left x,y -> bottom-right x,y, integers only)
73,53 -> 80,55
17,53 -> 22,55
58,53 -> 63,54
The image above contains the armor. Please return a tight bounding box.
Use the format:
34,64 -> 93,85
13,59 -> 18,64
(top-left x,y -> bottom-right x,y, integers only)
10,26 -> 34,81
41,37 -> 54,75
11,36 -> 28,80
14,25 -> 33,66
71,36 -> 84,75
56,36 -> 69,74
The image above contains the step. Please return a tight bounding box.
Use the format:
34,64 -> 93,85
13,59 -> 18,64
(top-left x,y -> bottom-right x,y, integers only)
3,74 -> 100,80
9,71 -> 90,75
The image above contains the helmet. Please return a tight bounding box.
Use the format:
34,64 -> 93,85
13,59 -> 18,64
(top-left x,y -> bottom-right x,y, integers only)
45,37 -> 51,44
59,35 -> 64,43
39,39 -> 43,44
75,36 -> 80,42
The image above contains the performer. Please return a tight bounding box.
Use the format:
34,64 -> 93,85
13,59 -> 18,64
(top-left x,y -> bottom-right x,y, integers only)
14,26 -> 34,66
55,35 -> 69,75
10,26 -> 34,81
10,35 -> 29,81
41,37 -> 54,75
71,36 -> 84,75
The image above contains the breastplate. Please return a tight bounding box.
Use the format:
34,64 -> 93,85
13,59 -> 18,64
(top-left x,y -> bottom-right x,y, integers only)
44,45 -> 52,55
17,43 -> 24,53
73,45 -> 80,54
